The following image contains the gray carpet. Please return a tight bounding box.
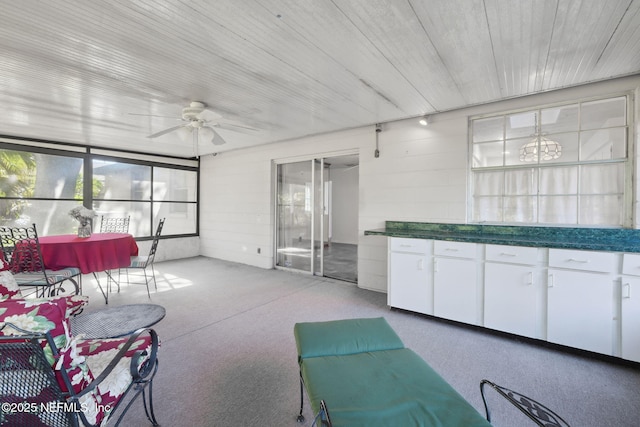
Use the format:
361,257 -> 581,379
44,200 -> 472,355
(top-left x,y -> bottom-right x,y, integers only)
76,256 -> 640,426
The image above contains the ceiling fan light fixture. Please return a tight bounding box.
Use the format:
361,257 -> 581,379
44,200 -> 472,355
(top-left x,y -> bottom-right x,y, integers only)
176,126 -> 193,143
199,126 -> 215,143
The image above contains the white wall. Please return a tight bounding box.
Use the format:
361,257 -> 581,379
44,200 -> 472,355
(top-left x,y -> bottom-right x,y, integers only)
199,128 -> 369,269
200,75 -> 640,292
138,236 -> 200,263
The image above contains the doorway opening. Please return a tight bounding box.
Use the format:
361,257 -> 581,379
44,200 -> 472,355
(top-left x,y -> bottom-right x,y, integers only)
275,154 -> 358,283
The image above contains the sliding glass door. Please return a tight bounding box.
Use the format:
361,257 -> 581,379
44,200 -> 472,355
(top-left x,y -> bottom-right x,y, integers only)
276,155 -> 357,281
275,159 -> 328,274
276,161 -> 313,271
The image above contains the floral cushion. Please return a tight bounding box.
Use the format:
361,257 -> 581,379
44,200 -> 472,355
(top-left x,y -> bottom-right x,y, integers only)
0,297 -> 70,354
0,271 -> 20,301
76,335 -> 154,425
0,258 -> 21,301
0,255 -> 88,315
0,298 -> 156,427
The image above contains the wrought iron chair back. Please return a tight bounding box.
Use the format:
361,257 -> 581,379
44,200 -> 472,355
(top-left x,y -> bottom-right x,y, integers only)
0,329 -> 77,427
0,322 -> 160,427
480,379 -> 570,426
124,218 -> 165,297
0,224 -> 81,297
99,216 -> 131,233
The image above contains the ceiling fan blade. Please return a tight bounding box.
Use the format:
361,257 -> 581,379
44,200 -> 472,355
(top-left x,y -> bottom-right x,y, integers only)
214,121 -> 259,134
129,112 -> 181,119
147,124 -> 188,138
198,109 -> 223,121
202,126 -> 227,145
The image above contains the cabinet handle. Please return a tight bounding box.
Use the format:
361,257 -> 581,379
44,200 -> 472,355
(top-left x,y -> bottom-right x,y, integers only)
399,244 -> 412,248
527,271 -> 533,286
623,283 -> 631,299
567,258 -> 589,264
417,259 -> 424,271
445,248 -> 459,252
500,252 -> 517,257
548,274 -> 554,288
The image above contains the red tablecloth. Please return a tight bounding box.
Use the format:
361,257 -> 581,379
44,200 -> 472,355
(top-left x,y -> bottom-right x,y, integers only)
38,233 -> 139,274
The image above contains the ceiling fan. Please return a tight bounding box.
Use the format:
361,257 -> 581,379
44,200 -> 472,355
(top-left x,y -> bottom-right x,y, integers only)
136,101 -> 257,145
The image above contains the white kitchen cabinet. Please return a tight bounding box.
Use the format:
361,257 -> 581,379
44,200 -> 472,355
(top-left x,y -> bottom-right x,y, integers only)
433,241 -> 479,325
621,254 -> 640,362
547,249 -> 616,355
388,238 -> 432,314
484,245 -> 541,339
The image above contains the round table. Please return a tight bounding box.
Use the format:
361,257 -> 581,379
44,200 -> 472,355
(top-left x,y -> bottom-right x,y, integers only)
70,303 -> 166,339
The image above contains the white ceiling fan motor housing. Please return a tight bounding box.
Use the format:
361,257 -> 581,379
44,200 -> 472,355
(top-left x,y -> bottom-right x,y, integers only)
182,101 -> 207,120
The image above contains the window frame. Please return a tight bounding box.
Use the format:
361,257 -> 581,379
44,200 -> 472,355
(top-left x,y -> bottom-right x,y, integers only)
468,93 -> 633,228
0,137 -> 199,240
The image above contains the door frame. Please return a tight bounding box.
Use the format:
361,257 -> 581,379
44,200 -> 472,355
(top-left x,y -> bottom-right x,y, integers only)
273,150 -> 358,277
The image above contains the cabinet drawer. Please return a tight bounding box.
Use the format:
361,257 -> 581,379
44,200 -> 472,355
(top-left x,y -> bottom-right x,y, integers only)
623,253 -> 640,276
389,237 -> 429,253
549,248 -> 615,273
434,240 -> 476,258
485,244 -> 538,265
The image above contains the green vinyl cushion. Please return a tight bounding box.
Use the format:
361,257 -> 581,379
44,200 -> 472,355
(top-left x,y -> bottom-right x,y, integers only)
294,317 -> 405,359
300,348 -> 491,427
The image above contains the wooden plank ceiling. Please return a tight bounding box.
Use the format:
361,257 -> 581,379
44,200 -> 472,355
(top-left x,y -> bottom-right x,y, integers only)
1,0 -> 639,158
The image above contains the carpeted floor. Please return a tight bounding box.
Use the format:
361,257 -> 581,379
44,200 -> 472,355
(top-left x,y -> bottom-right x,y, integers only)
76,256 -> 640,426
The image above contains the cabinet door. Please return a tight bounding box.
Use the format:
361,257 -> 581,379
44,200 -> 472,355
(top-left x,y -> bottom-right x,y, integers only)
433,257 -> 477,324
547,269 -> 614,355
389,252 -> 431,314
484,263 -> 538,338
621,277 -> 640,363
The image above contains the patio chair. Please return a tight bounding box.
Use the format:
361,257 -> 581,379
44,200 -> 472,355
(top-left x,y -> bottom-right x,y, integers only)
0,297 -> 159,427
480,379 -> 570,426
124,218 -> 165,297
0,224 -> 81,298
99,215 -> 131,233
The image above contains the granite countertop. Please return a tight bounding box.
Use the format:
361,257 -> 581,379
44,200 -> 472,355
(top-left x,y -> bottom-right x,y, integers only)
364,221 -> 640,253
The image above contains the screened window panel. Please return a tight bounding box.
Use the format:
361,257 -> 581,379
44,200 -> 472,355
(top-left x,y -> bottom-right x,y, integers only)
0,150 -> 84,233
504,196 -> 537,223
153,202 -> 197,235
471,95 -> 628,226
580,163 -> 624,195
505,137 -> 533,165
153,167 -> 197,201
541,104 -> 579,134
579,195 -> 623,225
580,128 -> 626,161
92,200 -> 151,237
539,196 -> 578,224
506,111 -> 536,139
1,200 -> 83,235
546,133 -> 579,163
472,141 -> 503,168
93,160 -> 151,200
473,116 -> 504,142
473,196 -> 503,222
581,97 -> 626,130
473,170 -> 504,196
539,166 -> 578,196
504,169 -> 537,195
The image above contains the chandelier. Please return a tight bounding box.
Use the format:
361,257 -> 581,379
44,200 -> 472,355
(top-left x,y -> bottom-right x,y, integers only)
519,136 -> 562,162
